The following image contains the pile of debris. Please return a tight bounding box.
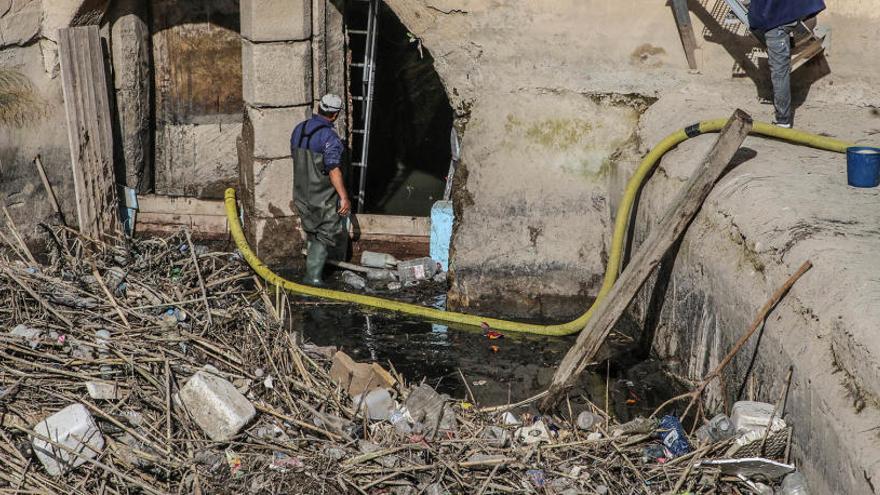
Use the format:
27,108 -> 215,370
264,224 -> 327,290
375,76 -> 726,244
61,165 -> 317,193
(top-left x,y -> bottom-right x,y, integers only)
0,228 -> 809,493
339,251 -> 446,292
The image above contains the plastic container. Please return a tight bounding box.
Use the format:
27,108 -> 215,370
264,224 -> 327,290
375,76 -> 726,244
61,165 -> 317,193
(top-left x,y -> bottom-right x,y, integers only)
356,388 -> 394,421
779,471 -> 810,495
397,257 -> 439,283
361,251 -> 399,269
846,147 -> 880,188
576,411 -> 599,431
731,401 -> 785,435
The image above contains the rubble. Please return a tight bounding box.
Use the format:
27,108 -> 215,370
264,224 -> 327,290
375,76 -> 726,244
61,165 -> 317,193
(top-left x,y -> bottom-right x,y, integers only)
0,227 -> 813,493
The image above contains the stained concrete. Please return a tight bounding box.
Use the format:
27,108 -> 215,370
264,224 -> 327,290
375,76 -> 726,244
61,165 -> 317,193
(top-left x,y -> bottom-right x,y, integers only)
631,81 -> 880,494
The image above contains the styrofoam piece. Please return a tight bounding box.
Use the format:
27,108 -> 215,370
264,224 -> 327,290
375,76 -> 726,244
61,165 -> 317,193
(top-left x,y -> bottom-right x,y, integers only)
515,420 -> 551,445
178,364 -> 256,441
85,381 -> 124,400
32,403 -> 105,476
730,401 -> 786,435
10,324 -> 42,349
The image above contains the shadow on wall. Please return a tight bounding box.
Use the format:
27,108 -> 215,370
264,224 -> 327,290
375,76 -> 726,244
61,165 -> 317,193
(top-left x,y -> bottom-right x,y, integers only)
685,0 -> 830,113
361,4 -> 453,216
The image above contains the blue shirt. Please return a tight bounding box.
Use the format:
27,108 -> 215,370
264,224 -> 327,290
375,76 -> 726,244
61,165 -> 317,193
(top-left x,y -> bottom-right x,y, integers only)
291,115 -> 344,173
748,0 -> 825,31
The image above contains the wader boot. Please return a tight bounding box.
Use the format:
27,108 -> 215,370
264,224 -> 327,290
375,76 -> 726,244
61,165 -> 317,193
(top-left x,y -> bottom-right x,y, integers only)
293,121 -> 347,284
304,240 -> 328,286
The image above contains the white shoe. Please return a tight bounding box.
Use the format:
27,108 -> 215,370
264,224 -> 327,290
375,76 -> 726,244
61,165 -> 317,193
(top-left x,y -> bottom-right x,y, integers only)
773,121 -> 792,129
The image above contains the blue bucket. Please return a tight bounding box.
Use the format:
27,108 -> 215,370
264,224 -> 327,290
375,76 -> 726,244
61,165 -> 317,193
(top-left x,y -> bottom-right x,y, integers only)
846,146 -> 880,188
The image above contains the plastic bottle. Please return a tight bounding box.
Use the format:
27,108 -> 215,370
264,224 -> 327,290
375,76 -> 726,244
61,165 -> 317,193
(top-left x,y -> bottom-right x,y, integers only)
779,471 -> 809,495
366,269 -> 397,282
397,257 -> 439,283
696,413 -> 735,443
576,411 -> 599,431
361,251 -> 399,269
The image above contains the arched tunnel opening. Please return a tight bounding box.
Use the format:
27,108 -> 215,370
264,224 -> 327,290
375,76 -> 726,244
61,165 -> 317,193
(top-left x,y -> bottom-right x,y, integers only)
347,3 -> 454,216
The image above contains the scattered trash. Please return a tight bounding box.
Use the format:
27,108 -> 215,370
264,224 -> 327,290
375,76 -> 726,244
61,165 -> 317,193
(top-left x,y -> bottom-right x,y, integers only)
329,351 -> 396,397
387,281 -> 403,291
576,410 -> 600,430
366,268 -> 397,282
480,425 -> 511,448
177,364 -> 257,442
515,420 -> 552,445
527,469 -> 546,488
405,384 -> 457,432
696,413 -> 735,444
32,403 -> 105,476
500,411 -> 521,425
342,270 -> 366,290
269,452 -> 304,472
84,381 -> 124,400
658,415 -> 692,457
486,330 -> 503,340
354,388 -> 395,421
779,471 -> 810,495
698,457 -> 795,480
9,324 -> 42,349
731,401 -> 786,435
225,449 -> 244,478
642,443 -> 669,463
472,379 -> 487,386
432,271 -> 447,284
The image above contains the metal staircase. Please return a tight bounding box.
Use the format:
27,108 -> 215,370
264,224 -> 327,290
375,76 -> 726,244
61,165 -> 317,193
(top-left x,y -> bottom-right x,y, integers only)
346,0 -> 380,213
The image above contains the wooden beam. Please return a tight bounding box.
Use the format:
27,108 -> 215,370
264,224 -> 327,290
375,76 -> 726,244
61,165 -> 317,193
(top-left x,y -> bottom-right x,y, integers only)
58,25 -> 119,239
539,109 -> 753,411
138,195 -> 225,216
671,0 -> 699,71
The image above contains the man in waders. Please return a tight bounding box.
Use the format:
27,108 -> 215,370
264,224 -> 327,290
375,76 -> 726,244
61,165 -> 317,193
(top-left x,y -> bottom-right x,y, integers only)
291,94 -> 351,285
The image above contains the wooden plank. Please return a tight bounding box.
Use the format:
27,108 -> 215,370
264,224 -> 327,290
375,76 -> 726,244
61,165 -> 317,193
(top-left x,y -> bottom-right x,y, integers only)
671,0 -> 699,71
58,26 -> 119,239
540,109 -> 753,411
138,195 -> 226,216
350,214 -> 430,237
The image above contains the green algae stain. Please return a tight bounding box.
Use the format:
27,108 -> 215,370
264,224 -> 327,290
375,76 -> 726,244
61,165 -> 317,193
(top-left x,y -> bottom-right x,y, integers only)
525,118 -> 593,150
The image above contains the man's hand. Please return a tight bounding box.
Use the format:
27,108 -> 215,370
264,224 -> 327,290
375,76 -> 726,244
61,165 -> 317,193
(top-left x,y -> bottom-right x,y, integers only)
337,196 -> 351,216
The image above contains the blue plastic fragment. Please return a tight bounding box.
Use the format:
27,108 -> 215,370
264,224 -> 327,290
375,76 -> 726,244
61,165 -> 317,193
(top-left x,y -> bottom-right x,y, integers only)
658,415 -> 692,457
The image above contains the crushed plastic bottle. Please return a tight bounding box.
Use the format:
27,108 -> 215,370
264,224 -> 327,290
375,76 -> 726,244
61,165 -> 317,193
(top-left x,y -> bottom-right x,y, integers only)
576,411 -> 600,431
366,269 -> 397,282
696,413 -> 736,444
779,471 -> 810,495
342,271 -> 366,290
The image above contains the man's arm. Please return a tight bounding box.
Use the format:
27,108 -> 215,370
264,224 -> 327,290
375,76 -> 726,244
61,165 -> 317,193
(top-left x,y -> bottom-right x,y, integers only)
328,168 -> 351,216
322,129 -> 350,215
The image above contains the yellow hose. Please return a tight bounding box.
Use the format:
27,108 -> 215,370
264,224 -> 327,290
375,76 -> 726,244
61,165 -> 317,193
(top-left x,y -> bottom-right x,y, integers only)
225,119 -> 853,335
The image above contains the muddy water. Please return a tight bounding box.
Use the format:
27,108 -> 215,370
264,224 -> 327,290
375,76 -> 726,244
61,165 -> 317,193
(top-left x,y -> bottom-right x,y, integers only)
293,276 -> 683,420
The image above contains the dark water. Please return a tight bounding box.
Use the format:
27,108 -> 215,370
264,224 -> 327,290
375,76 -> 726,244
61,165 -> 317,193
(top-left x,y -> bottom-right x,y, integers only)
292,275 -> 682,420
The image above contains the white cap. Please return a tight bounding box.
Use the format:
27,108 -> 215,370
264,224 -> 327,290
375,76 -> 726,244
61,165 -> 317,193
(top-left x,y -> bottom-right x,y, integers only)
319,94 -> 343,113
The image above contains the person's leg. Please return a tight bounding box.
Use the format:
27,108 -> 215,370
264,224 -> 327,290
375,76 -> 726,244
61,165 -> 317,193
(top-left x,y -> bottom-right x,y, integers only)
765,24 -> 794,126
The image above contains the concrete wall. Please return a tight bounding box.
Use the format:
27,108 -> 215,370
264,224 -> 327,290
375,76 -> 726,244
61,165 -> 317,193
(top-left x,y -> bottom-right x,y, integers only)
379,0 -> 880,319
630,83 -> 880,494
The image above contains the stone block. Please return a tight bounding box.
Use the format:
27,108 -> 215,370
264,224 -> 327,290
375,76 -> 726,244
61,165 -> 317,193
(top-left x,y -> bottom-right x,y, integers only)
33,403 -> 105,476
241,0 -> 311,42
0,0 -> 41,47
242,40 -> 312,107
253,157 -> 296,217
248,105 -> 311,159
243,214 -> 305,268
177,365 -> 256,442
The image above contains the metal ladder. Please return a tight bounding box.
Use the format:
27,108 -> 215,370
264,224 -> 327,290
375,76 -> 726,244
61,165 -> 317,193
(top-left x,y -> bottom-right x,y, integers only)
347,0 -> 380,213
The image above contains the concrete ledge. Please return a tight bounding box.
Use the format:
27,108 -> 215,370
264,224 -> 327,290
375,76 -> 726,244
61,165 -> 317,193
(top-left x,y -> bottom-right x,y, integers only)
242,40 -> 312,108
247,105 -> 311,159
631,83 -> 880,494
244,214 -> 304,268
240,0 -> 311,42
